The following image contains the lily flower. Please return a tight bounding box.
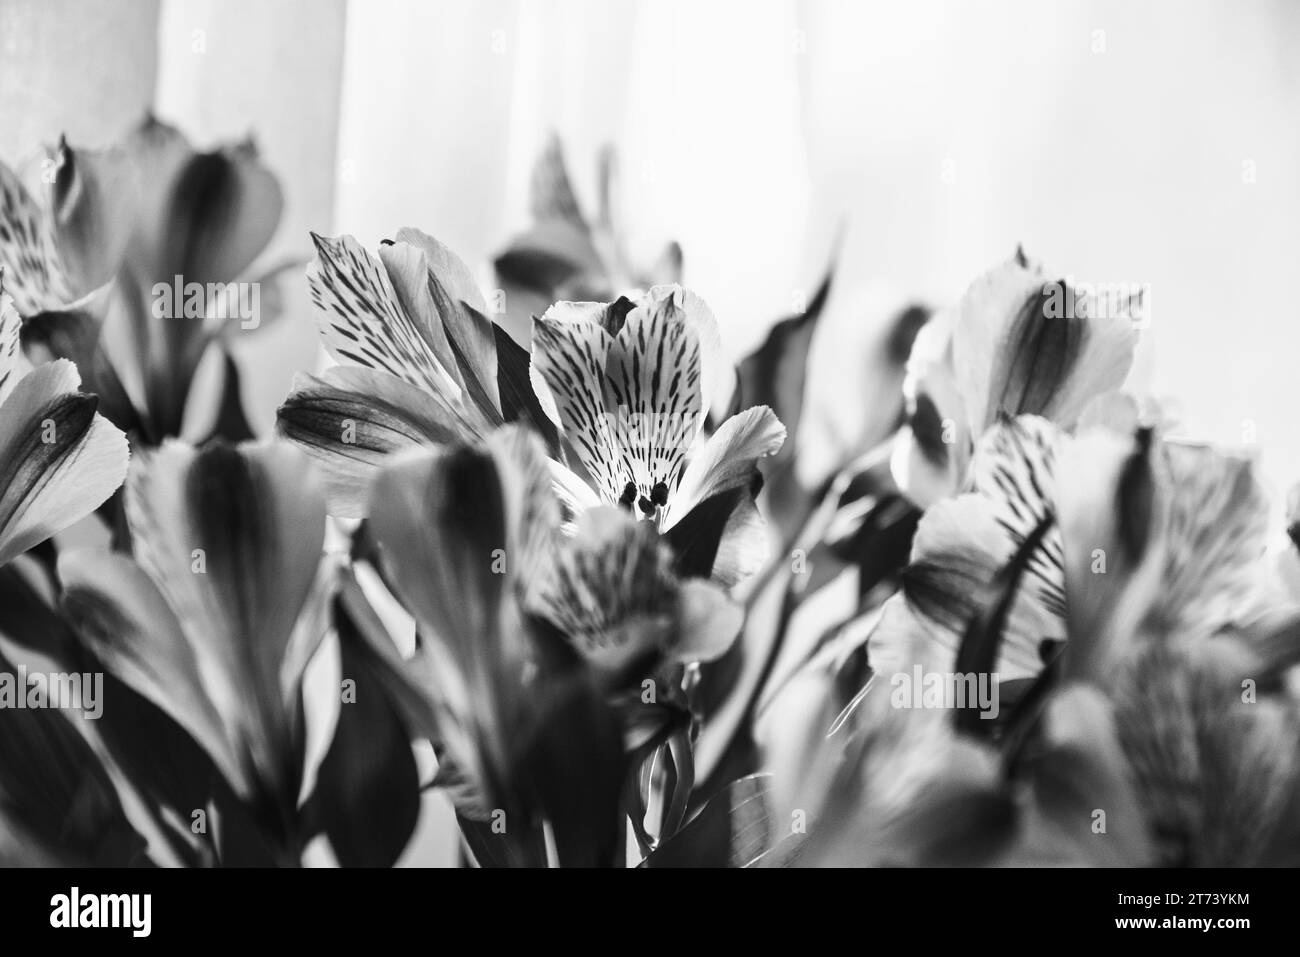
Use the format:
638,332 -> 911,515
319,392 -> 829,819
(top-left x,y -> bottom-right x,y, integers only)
3,114 -> 286,444
57,440 -> 333,861
0,272 -> 129,567
891,247 -> 1139,508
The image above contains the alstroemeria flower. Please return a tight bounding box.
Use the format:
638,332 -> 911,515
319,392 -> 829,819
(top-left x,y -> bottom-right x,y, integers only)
493,135 -> 682,343
277,229 -> 552,517
0,274 -> 129,566
532,287 -> 786,586
57,440 -> 332,857
530,506 -> 742,748
789,678 -> 1152,866
5,114 -> 286,443
366,426 -> 626,864
870,413 -> 1279,682
1097,626 -> 1300,866
279,231 -> 784,587
891,247 -> 1139,508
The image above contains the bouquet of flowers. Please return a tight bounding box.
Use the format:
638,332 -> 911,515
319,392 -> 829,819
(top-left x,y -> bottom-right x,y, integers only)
1,120 -> 1296,869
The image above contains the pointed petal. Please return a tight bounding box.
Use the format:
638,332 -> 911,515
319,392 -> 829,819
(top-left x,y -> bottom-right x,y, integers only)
388,229 -> 501,417
308,232 -> 462,399
0,360 -> 129,567
667,405 -> 786,524
530,133 -> 587,227
640,284 -> 725,421
276,365 -> 482,518
0,159 -> 70,314
604,290 -> 706,505
392,226 -> 489,314
530,309 -> 622,501
0,288 -> 25,405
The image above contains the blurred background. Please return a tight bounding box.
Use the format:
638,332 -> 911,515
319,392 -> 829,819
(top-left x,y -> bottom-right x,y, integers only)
3,0 -> 1299,860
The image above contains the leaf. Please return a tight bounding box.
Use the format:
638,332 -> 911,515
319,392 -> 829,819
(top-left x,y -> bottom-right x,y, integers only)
301,594 -> 421,867
641,773 -> 774,868
735,264 -> 834,456
664,482 -> 758,580
493,322 -> 560,454
0,645 -> 148,865
516,616 -> 627,867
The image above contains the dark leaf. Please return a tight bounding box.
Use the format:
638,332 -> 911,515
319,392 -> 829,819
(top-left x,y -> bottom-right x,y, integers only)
493,322 -> 560,454
302,595 -> 421,867
0,645 -> 148,866
642,773 -> 774,868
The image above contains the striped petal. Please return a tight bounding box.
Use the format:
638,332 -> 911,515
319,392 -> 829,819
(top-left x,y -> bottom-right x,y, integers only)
1058,427 -> 1273,672
0,159 -> 71,315
1111,634 -> 1300,865
276,364 -> 486,518
530,306 -> 620,500
891,416 -> 1066,679
308,232 -> 463,400
0,359 -> 129,567
532,507 -> 678,678
0,287 -> 26,405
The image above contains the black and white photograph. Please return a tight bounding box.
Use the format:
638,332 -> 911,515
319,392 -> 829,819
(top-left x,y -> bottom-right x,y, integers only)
0,0 -> 1295,928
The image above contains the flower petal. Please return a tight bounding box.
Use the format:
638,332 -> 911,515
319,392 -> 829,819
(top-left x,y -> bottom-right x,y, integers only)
49,138 -> 137,300
529,310 -> 621,500
0,159 -> 71,315
0,287 -> 25,405
669,406 -> 786,522
129,129 -> 283,286
124,439 -> 327,797
953,250 -> 1137,437
663,406 -> 786,585
390,227 -> 502,418
367,427 -> 552,810
532,506 -> 677,678
308,232 -> 463,399
276,365 -> 482,518
674,579 -> 743,664
900,495 -> 1060,680
0,359 -> 129,567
